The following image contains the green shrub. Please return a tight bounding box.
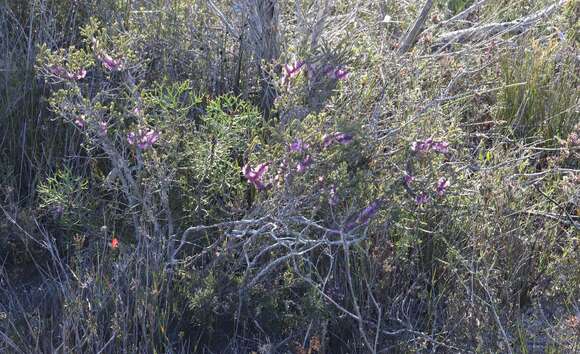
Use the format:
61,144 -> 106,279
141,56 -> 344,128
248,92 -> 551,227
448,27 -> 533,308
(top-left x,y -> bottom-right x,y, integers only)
501,40 -> 578,143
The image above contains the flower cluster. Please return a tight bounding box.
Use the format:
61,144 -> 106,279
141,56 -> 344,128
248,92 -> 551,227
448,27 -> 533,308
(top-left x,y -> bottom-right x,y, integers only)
245,131 -> 355,193
242,162 -> 269,190
74,115 -> 87,128
321,65 -> 348,80
48,65 -> 87,81
345,199 -> 382,231
322,132 -> 354,148
92,38 -> 124,71
409,176 -> 451,205
127,129 -> 160,150
289,139 -> 310,153
283,61 -> 305,83
97,52 -> 124,71
415,192 -> 429,205
411,138 -> 449,154
403,173 -> 415,185
436,177 -> 450,196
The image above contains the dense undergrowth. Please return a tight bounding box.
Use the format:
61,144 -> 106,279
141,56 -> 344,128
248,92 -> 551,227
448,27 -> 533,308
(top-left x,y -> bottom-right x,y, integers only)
1,0 -> 579,353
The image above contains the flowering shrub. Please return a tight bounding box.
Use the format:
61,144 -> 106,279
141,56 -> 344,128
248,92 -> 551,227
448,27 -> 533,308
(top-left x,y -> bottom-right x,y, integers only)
2,1 -> 579,353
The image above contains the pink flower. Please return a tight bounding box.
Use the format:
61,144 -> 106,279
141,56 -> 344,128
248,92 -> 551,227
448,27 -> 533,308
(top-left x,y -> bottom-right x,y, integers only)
283,61 -> 304,82
431,141 -> 449,154
139,130 -> 160,149
127,128 -> 160,150
98,52 -> 124,71
127,131 -> 137,145
403,173 -> 415,185
322,65 -> 334,77
411,138 -> 450,154
356,200 -> 381,224
333,68 -> 348,80
289,139 -> 309,153
66,69 -> 87,80
74,115 -> 86,128
242,162 -> 269,190
415,193 -> 429,205
436,177 -> 450,196
411,138 -> 433,153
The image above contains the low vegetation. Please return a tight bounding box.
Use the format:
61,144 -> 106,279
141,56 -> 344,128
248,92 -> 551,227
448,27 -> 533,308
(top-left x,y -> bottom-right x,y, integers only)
1,0 -> 578,352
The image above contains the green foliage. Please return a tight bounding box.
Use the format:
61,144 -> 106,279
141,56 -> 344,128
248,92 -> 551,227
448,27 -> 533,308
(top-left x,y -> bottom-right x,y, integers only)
2,1 -> 579,353
37,167 -> 90,229
501,40 -> 578,142
441,0 -> 475,14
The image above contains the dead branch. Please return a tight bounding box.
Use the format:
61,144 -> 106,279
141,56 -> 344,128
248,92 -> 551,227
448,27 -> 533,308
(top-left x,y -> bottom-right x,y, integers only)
433,0 -> 567,48
397,0 -> 434,55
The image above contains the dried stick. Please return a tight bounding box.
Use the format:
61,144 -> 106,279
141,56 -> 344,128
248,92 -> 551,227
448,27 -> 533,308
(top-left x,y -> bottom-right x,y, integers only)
434,0 -> 567,47
397,0 -> 434,55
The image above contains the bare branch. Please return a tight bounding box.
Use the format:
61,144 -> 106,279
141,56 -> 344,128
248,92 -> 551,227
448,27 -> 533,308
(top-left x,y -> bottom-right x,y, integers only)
397,0 -> 434,55
434,0 -> 567,48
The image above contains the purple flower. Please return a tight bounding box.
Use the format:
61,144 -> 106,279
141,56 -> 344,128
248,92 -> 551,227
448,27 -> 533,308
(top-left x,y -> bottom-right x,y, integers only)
127,128 -> 160,150
411,138 -> 433,153
336,133 -> 353,144
138,130 -> 160,149
296,155 -> 312,173
403,173 -> 415,185
415,193 -> 429,205
127,131 -> 137,145
283,61 -> 304,82
345,199 -> 382,231
411,138 -> 450,155
98,52 -> 124,71
333,68 -> 348,80
243,162 -> 269,190
436,177 -> 450,196
67,68 -> 87,80
289,139 -> 309,153
322,132 -> 354,148
356,200 -> 381,225
431,141 -> 449,154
